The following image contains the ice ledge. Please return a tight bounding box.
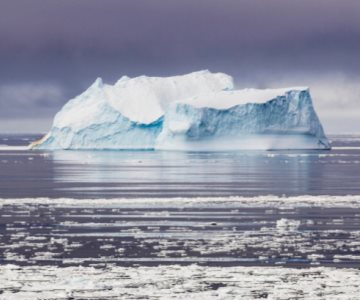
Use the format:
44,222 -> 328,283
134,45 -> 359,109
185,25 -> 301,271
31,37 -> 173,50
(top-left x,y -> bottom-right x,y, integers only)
176,86 -> 310,109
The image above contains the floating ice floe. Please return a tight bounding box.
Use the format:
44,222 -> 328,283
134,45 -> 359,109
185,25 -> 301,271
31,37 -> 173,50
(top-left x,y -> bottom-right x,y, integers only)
1,264 -> 360,300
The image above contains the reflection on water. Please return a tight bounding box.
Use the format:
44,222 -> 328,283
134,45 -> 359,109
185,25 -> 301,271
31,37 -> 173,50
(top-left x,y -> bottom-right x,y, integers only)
52,150 -> 316,196
0,134 -> 360,198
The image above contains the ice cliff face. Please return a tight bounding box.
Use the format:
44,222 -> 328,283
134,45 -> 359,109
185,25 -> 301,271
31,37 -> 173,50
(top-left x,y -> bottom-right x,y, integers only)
32,70 -> 330,150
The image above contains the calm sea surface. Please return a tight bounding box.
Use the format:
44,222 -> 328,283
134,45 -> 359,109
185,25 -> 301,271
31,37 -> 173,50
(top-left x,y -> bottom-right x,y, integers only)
1,134 -> 360,272
0,134 -> 359,198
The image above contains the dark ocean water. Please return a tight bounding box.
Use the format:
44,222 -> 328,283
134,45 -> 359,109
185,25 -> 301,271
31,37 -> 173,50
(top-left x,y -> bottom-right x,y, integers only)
0,134 -> 360,198
1,134 -> 360,270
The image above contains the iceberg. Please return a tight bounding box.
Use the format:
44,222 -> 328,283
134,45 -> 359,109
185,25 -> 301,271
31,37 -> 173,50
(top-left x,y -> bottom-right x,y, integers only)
32,70 -> 330,150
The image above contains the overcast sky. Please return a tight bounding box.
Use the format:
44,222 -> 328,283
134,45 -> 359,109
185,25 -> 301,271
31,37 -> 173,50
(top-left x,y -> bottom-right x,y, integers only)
0,0 -> 359,133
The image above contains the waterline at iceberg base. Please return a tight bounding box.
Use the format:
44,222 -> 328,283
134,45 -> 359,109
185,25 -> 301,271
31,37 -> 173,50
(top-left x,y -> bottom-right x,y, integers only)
32,70 -> 330,150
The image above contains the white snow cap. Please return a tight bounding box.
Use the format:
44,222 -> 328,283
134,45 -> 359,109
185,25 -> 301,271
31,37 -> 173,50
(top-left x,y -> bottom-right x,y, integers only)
53,70 -> 234,129
104,70 -> 234,124
178,86 -> 309,109
55,70 -> 309,126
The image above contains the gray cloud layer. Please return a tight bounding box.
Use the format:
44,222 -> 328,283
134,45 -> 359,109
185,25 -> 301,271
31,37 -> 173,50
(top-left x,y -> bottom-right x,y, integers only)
0,0 -> 359,133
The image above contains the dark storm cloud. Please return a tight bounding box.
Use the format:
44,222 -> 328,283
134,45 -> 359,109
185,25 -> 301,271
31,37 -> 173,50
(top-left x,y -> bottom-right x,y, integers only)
0,0 -> 359,132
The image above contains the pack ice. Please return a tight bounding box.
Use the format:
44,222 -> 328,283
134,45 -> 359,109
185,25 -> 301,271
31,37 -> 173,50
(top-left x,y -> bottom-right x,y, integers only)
32,70 -> 330,150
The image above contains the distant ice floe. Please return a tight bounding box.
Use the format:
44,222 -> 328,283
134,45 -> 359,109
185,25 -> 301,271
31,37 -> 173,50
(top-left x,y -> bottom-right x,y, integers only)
0,145 -> 29,151
1,195 -> 360,208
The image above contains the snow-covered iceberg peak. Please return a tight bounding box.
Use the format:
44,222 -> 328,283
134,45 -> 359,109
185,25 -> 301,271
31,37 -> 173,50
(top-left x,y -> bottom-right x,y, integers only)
107,70 -> 234,124
32,71 -> 330,150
